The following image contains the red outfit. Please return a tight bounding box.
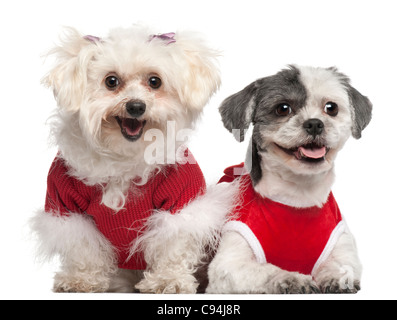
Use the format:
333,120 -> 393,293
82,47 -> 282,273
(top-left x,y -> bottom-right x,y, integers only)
220,164 -> 345,276
45,153 -> 206,270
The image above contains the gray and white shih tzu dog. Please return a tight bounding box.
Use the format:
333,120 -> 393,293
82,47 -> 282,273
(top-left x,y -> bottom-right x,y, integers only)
205,65 -> 372,294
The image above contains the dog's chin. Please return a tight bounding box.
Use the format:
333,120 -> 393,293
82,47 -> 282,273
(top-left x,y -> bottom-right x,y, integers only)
270,142 -> 336,175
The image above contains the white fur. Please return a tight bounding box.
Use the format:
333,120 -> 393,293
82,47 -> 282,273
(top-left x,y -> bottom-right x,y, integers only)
32,25 -> 221,292
254,152 -> 336,208
31,210 -> 118,292
313,228 -> 362,292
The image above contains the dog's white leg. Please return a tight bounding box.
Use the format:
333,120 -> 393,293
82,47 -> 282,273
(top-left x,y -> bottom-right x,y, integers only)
207,232 -> 320,294
136,235 -> 203,294
134,183 -> 238,294
312,228 -> 362,293
31,210 -> 118,293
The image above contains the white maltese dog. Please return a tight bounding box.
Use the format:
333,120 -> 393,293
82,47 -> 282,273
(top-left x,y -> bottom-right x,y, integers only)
205,65 -> 372,294
31,26 -> 222,293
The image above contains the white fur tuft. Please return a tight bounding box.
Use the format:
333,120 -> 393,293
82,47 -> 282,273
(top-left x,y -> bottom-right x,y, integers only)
131,182 -> 239,263
30,210 -> 118,292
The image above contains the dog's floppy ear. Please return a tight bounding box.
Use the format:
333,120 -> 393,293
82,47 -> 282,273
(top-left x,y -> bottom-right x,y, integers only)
219,80 -> 258,142
329,67 -> 373,139
174,32 -> 221,111
347,85 -> 373,139
43,28 -> 98,112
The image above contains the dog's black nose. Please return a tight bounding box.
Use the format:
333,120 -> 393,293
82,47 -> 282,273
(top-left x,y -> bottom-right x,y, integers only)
303,118 -> 324,137
126,100 -> 146,118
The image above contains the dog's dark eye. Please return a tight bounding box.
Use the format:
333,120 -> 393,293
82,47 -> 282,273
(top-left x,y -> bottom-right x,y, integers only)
105,75 -> 120,90
148,76 -> 162,89
324,102 -> 339,117
275,104 -> 292,116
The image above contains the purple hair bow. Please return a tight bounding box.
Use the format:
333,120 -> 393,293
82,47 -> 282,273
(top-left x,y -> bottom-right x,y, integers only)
83,32 -> 176,45
84,35 -> 102,43
149,32 -> 176,45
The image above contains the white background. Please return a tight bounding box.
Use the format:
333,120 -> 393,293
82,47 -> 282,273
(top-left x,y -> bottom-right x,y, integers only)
1,0 -> 396,300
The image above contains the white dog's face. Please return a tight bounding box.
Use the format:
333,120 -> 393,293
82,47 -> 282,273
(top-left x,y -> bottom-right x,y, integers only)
220,65 -> 372,183
45,27 -> 221,157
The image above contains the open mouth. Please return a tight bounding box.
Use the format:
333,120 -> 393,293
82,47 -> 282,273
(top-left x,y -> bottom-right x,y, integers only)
115,117 -> 147,142
275,143 -> 329,163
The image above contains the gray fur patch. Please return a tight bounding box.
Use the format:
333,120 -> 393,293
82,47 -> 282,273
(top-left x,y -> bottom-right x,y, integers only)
252,66 -> 307,126
246,131 -> 263,185
219,81 -> 258,142
347,86 -> 373,139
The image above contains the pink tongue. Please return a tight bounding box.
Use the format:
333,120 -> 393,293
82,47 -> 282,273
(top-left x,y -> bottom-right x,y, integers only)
298,146 -> 326,159
122,119 -> 142,136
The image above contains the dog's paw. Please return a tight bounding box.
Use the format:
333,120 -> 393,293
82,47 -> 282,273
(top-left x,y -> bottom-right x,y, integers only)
267,271 -> 320,294
135,277 -> 198,294
53,273 -> 108,293
317,265 -> 361,294
319,278 -> 361,294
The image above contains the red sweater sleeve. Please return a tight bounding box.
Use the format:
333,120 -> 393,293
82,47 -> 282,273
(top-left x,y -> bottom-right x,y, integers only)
153,159 -> 206,214
45,157 -> 91,216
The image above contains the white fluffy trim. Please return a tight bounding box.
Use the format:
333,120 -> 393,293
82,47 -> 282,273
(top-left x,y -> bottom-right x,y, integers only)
30,209 -> 117,272
130,181 -> 239,266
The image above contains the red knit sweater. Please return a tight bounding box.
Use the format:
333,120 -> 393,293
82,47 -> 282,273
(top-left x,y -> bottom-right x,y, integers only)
45,154 -> 206,270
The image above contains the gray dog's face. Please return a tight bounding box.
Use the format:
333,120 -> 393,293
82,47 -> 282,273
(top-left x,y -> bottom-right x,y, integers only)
220,65 -> 372,184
